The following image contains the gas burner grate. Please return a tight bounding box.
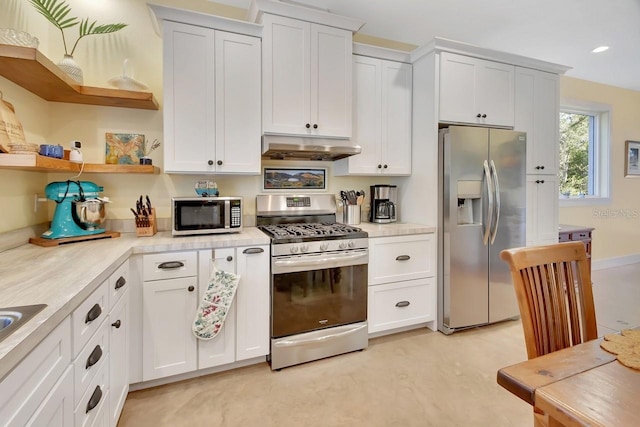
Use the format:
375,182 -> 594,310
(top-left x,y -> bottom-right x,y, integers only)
259,222 -> 362,238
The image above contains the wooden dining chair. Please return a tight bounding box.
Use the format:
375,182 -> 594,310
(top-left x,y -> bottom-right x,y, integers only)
500,241 -> 598,360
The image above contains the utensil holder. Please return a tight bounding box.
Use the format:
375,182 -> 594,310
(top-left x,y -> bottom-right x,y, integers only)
344,205 -> 361,225
136,208 -> 157,237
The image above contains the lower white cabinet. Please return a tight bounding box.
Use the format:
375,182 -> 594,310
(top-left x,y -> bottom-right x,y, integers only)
526,175 -> 559,246
368,234 -> 437,334
108,290 -> 129,426
0,317 -> 71,427
142,276 -> 198,381
142,245 -> 269,380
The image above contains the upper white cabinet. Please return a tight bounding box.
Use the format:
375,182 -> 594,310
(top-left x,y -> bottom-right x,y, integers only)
515,67 -> 560,175
162,21 -> 261,174
334,54 -> 412,176
439,52 -> 515,127
261,13 -> 352,138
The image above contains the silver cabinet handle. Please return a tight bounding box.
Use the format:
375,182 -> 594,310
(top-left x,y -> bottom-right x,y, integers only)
243,247 -> 265,254
158,261 -> 184,269
395,255 -> 411,261
395,301 -> 410,308
114,276 -> 126,290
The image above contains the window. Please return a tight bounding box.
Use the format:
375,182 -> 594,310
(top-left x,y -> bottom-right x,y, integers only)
558,102 -> 610,205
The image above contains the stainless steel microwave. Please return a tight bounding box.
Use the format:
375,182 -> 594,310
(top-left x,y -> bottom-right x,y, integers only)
172,197 -> 242,236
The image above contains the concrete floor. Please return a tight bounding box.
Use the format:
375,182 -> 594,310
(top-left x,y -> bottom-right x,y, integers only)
118,263 -> 640,427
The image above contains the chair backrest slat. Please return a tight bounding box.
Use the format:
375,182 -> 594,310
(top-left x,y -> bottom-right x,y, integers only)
500,242 -> 598,360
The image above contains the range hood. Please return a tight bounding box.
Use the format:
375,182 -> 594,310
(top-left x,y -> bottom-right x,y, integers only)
261,135 -> 361,161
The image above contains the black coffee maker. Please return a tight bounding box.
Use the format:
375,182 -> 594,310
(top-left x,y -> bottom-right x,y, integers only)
370,185 -> 397,223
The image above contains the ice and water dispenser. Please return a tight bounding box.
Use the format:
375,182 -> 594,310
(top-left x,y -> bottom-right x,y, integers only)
456,180 -> 481,225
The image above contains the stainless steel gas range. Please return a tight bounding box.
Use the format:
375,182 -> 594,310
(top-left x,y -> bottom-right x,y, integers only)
256,194 -> 369,370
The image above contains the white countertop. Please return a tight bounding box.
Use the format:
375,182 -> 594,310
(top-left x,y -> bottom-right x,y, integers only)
0,223 -> 434,380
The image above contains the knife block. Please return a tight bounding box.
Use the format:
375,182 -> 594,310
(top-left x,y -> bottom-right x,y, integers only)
136,208 -> 157,237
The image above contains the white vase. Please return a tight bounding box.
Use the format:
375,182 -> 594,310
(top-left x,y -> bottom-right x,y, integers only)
57,54 -> 84,84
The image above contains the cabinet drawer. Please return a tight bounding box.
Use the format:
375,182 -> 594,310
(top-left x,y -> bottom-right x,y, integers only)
73,319 -> 109,408
143,251 -> 197,281
0,317 -> 71,427
74,358 -> 109,427
369,234 -> 435,285
558,233 -> 571,242
72,281 -> 108,357
108,260 -> 129,311
570,231 -> 591,241
368,278 -> 435,333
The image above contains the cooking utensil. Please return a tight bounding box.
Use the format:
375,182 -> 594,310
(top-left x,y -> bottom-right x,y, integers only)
72,199 -> 106,229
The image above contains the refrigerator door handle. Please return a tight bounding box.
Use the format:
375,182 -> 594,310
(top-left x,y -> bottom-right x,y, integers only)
483,160 -> 493,245
490,160 -> 501,244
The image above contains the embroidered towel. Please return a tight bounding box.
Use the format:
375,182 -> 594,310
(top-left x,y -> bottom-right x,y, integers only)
193,266 -> 240,340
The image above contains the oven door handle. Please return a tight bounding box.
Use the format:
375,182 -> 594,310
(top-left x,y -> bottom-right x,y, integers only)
272,251 -> 368,273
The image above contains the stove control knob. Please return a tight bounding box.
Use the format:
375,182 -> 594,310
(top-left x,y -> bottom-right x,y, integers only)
338,241 -> 347,249
348,240 -> 355,248
319,242 -> 329,251
300,244 -> 309,253
290,246 -> 299,254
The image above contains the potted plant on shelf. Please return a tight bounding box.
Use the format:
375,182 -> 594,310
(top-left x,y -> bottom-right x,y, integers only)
28,0 -> 127,84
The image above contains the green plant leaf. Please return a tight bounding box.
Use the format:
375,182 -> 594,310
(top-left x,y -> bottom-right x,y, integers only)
28,0 -> 79,30
78,20 -> 128,37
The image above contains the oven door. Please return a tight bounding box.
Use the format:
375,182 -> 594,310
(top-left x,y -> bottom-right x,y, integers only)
271,249 -> 368,338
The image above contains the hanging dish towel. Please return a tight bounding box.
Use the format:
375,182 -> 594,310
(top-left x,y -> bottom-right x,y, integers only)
192,266 -> 240,340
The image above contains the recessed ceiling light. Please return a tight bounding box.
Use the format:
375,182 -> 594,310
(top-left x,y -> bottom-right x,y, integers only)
592,46 -> 609,53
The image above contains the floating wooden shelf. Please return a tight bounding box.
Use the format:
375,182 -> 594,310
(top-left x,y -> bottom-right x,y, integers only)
0,154 -> 159,174
0,44 -> 159,110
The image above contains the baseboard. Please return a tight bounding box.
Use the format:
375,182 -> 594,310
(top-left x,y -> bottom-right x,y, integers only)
592,254 -> 640,270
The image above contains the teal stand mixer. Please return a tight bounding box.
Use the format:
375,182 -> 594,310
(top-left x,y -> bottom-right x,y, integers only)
41,181 -> 108,239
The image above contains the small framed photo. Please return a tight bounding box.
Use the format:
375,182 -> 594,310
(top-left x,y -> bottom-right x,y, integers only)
625,140 -> 640,177
105,132 -> 145,165
263,167 -> 327,191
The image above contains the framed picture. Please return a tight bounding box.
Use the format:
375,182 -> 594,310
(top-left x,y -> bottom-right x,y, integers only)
625,140 -> 640,177
105,132 -> 145,165
263,167 -> 327,191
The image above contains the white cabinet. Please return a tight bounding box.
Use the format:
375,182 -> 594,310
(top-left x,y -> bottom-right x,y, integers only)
515,67 -> 560,175
142,251 -> 199,381
0,318 -> 71,427
367,234 -> 437,334
235,245 -> 269,361
526,175 -> 559,246
439,52 -> 514,127
197,248 -> 236,369
261,13 -> 352,138
334,56 -> 412,176
142,245 -> 269,380
162,21 -> 261,174
108,290 -> 129,427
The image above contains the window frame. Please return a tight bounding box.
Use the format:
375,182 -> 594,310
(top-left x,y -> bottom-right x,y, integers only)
558,99 -> 611,207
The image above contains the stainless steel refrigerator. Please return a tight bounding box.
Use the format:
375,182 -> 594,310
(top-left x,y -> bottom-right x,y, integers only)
438,126 -> 526,334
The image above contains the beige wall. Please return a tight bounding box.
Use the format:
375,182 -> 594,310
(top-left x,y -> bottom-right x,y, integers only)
559,76 -> 640,262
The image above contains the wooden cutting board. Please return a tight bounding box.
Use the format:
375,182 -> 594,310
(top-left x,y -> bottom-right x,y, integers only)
29,231 -> 120,247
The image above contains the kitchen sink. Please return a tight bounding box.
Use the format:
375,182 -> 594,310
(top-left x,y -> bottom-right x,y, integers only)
0,304 -> 47,343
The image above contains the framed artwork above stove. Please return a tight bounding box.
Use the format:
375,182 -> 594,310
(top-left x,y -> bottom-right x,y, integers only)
262,167 -> 327,191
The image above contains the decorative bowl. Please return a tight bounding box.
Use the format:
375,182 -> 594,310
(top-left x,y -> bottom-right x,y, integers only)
0,29 -> 39,48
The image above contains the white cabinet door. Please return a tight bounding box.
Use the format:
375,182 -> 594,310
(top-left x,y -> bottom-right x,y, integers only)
380,60 -> 412,175
526,175 -> 559,246
262,14 -> 351,138
24,367 -> 74,427
108,290 -> 129,427
335,56 -> 411,176
368,278 -> 435,333
197,249 -> 236,369
369,234 -> 435,285
439,52 -> 514,127
515,67 -> 559,175
163,21 -> 215,173
311,23 -> 352,137
163,22 -> 261,174
214,31 -> 261,174
142,277 -> 198,381
235,246 -> 269,361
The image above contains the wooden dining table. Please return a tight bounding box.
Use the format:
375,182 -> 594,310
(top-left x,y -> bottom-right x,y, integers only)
497,337 -> 640,426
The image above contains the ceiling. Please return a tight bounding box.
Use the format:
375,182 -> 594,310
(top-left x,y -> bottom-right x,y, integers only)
211,0 -> 640,92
